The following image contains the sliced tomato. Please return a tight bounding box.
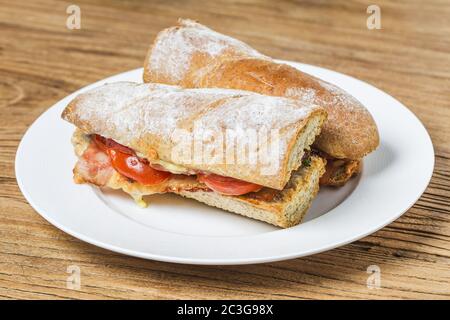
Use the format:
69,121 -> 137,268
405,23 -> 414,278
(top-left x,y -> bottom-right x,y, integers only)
107,149 -> 170,185
198,174 -> 262,196
93,134 -> 133,155
92,134 -> 170,185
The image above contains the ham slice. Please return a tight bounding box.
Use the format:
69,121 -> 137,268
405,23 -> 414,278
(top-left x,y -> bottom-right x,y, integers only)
73,141 -> 114,186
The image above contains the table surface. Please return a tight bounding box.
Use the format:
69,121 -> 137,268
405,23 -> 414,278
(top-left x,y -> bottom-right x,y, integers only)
1,0 -> 449,300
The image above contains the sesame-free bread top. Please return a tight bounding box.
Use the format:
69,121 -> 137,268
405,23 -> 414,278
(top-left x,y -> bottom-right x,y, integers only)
62,82 -> 326,190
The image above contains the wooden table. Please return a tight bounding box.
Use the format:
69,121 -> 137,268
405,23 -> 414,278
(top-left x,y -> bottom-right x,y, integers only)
1,0 -> 449,300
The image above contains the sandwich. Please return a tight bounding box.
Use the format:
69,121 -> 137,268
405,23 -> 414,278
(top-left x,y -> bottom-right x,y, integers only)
62,82 -> 327,228
143,19 -> 380,186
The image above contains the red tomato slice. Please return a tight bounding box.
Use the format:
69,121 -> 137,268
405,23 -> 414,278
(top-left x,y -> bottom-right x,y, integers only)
93,134 -> 133,154
198,174 -> 262,196
92,134 -> 170,185
107,149 -> 170,185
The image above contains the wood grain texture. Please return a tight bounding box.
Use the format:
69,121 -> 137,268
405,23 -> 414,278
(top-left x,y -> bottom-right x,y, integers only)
0,0 -> 449,300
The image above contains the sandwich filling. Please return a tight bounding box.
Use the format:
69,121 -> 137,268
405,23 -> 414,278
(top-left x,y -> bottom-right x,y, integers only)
315,151 -> 361,186
72,130 -> 272,206
72,130 -> 319,206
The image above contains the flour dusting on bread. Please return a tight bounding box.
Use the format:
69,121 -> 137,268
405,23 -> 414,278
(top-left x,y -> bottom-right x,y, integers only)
149,19 -> 267,82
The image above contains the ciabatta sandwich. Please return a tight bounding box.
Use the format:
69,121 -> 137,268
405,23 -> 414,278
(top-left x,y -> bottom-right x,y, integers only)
62,82 -> 326,228
143,19 -> 380,186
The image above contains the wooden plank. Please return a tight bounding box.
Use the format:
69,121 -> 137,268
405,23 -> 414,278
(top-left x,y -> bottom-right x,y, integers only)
0,0 -> 449,299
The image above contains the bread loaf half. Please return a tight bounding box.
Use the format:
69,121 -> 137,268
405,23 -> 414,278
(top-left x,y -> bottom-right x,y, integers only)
143,19 -> 379,161
62,82 -> 326,190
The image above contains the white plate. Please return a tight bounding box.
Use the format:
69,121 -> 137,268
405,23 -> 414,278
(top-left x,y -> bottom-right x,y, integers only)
15,61 -> 434,265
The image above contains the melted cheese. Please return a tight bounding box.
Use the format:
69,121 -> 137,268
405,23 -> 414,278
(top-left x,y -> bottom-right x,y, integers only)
135,151 -> 193,175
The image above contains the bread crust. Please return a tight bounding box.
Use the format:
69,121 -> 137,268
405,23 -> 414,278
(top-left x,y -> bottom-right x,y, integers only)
143,19 -> 379,160
62,82 -> 326,190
